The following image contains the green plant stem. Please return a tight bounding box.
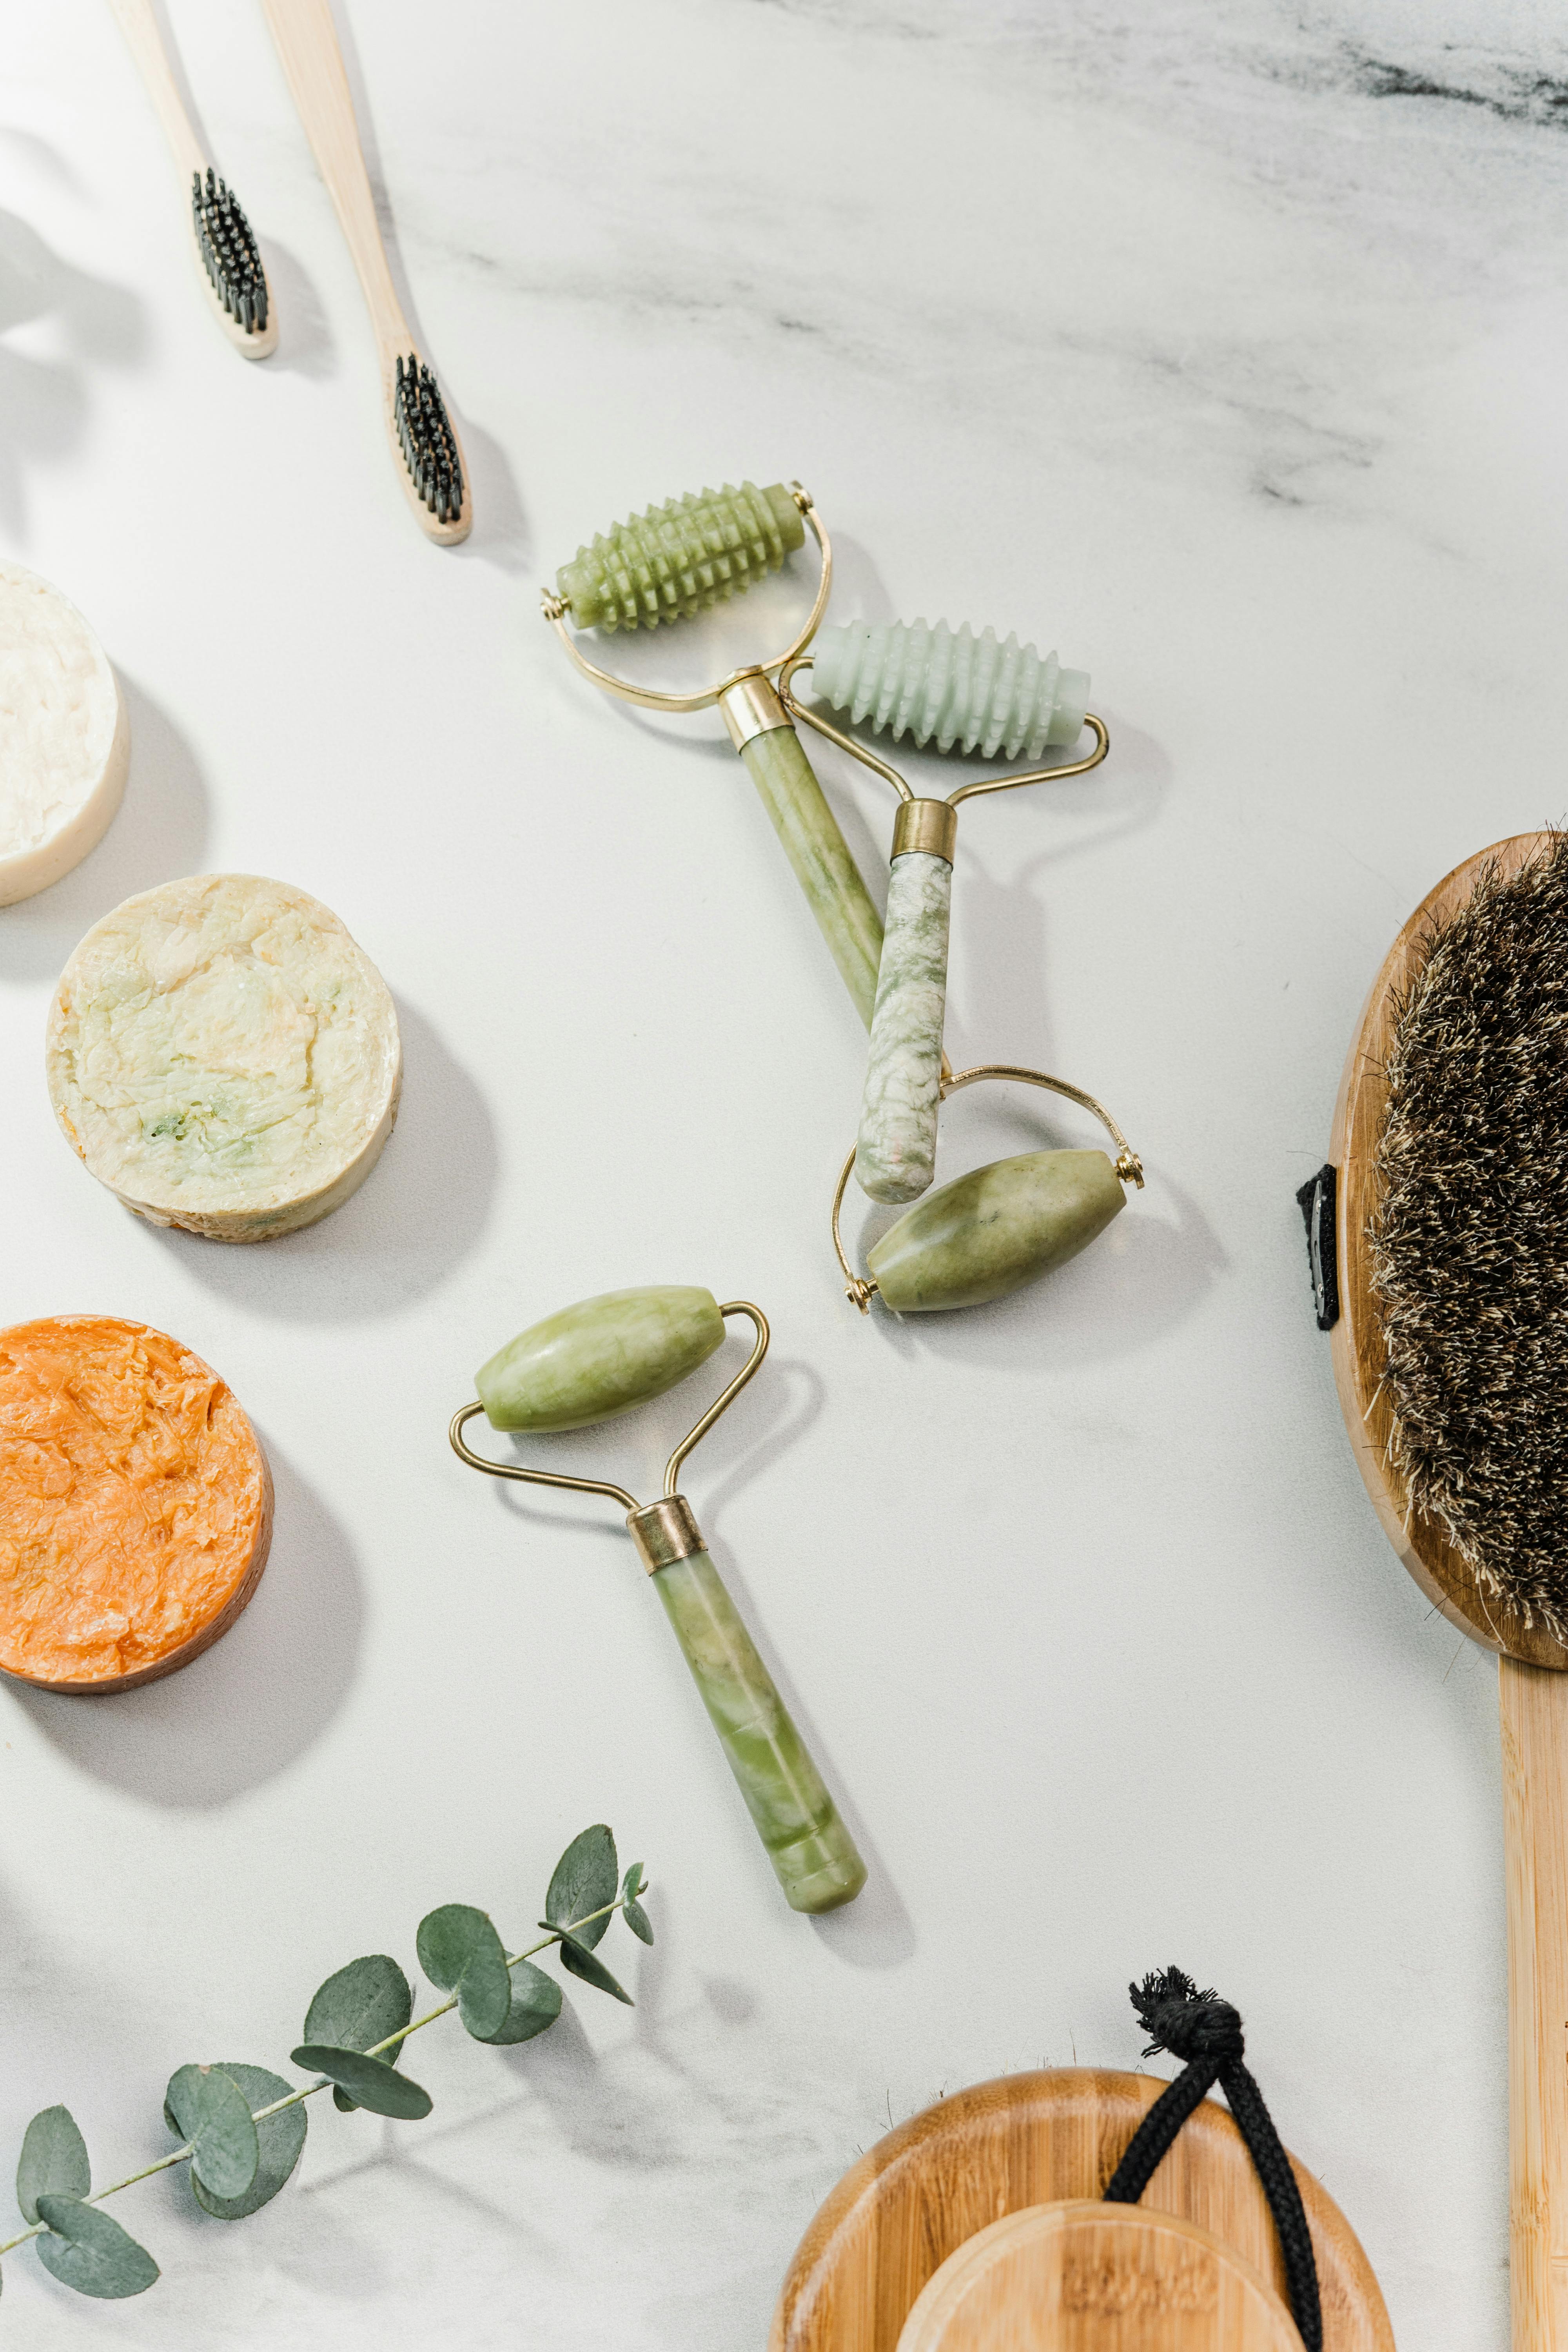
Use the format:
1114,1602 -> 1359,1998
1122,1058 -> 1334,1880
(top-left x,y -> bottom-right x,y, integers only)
0,1890 -> 641,2261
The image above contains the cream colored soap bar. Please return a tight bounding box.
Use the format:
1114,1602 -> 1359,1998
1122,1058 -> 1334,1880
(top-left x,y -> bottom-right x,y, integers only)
47,875 -> 401,1241
0,563 -> 128,906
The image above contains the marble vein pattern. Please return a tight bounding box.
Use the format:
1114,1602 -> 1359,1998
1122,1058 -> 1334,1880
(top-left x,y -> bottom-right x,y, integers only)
855,850 -> 951,1204
8,0 -> 1568,2346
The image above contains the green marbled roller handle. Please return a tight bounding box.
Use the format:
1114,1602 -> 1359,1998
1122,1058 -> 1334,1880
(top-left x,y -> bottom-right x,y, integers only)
651,1543 -> 867,1915
854,848 -> 952,1203
738,724 -> 884,1029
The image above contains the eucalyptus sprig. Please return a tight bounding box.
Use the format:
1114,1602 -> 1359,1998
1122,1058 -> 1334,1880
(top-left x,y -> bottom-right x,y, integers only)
0,1824 -> 652,2303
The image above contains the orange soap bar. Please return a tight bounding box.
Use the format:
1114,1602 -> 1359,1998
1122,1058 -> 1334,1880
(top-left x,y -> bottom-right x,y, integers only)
0,1316 -> 271,1692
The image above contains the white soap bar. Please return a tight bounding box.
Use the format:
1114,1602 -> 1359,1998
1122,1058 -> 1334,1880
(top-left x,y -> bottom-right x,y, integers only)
0,563 -> 128,906
47,875 -> 402,1242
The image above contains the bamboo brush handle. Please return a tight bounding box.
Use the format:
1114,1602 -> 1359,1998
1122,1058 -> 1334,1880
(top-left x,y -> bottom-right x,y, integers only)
259,0 -> 407,354
1503,1653 -> 1568,2352
105,0 -> 207,179
737,726 -> 886,1029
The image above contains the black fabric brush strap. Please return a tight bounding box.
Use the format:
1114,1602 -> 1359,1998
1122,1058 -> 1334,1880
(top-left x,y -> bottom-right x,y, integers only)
1103,1968 -> 1323,2352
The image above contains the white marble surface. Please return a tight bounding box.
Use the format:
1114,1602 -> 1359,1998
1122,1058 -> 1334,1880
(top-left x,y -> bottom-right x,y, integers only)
4,0 -> 1568,2341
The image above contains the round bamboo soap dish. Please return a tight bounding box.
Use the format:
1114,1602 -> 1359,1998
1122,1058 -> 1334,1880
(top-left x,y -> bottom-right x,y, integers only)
769,2069 -> 1392,2352
895,2200 -> 1302,2352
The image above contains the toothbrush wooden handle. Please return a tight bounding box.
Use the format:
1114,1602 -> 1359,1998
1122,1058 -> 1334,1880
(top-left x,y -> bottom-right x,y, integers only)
737,724 -> 885,1029
650,1543 -> 866,1915
105,0 -> 207,179
1503,1652 -> 1568,2352
259,0 -> 406,352
854,848 -> 951,1204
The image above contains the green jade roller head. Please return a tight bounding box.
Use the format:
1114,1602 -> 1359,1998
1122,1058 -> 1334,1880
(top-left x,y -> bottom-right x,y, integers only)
831,1066 -> 1144,1316
542,481 -> 887,1030
781,621 -> 1109,1210
453,1285 -> 867,1916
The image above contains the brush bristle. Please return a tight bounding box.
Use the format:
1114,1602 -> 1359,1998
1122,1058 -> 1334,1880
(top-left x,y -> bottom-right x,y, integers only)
1372,831 -> 1568,1633
393,356 -> 463,526
191,169 -> 267,337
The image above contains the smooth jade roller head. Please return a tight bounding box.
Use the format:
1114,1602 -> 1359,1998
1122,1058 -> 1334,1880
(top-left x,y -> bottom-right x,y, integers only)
557,482 -> 805,633
868,1148 -> 1126,1312
813,618 -> 1090,762
476,1286 -> 724,1432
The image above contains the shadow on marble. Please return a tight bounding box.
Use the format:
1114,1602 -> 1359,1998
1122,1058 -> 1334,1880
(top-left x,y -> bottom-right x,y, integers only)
7,1440 -> 363,1808
258,235 -> 337,379
0,203 -> 145,539
142,996 -> 498,1321
0,672 -> 211,987
452,411 -> 533,575
848,1159 -> 1225,1378
942,713 -> 1171,1073
0,127 -> 85,193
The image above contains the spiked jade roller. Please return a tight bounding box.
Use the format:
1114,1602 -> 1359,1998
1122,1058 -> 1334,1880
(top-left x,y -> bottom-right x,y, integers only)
832,1065 -> 1142,1316
782,621 -> 1108,1205
544,483 -> 886,1024
450,1286 -> 866,1915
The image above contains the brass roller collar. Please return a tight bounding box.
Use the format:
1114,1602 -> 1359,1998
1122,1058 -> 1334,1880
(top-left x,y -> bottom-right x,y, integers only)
627,1493 -> 705,1573
892,798 -> 959,864
718,670 -> 792,752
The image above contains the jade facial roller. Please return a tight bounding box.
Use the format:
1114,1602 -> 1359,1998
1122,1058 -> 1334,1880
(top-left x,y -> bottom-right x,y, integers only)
450,1285 -> 867,1915
781,621 -> 1109,1206
831,1064 -> 1143,1316
543,482 -> 886,1024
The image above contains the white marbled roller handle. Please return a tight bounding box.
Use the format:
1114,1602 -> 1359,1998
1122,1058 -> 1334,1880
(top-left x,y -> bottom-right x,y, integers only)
854,849 -> 953,1203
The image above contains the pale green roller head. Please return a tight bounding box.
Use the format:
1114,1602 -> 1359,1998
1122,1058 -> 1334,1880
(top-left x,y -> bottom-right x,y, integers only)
557,482 -> 806,633
812,618 -> 1090,763
477,1286 -> 724,1432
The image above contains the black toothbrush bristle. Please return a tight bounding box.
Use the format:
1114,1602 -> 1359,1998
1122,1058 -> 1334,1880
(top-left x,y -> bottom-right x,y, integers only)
191,169 -> 267,336
393,355 -> 464,525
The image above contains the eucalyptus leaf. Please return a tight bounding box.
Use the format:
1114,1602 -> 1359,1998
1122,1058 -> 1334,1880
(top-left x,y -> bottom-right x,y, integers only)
416,1904 -> 511,2041
34,2197 -> 158,2299
550,1927 -> 633,2007
476,1958 -> 563,2046
186,2068 -> 305,2221
289,2046 -> 432,2121
17,2105 -> 89,2225
545,1824 -> 618,1949
622,1864 -> 653,1946
163,2066 -> 259,2201
303,1955 -> 412,2113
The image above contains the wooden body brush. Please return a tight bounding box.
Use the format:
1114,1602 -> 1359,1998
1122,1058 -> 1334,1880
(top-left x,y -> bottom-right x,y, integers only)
260,0 -> 470,541
1320,829 -> 1568,2349
106,0 -> 276,354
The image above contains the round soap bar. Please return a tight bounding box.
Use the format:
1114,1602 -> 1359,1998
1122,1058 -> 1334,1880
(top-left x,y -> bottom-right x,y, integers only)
0,563 -> 129,906
0,1316 -> 272,1692
46,875 -> 402,1242
477,1286 -> 725,1432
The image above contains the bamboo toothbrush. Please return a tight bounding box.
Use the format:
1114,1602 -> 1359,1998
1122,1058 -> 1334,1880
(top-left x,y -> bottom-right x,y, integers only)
1316,830 -> 1568,2350
105,0 -> 276,356
259,0 -> 470,542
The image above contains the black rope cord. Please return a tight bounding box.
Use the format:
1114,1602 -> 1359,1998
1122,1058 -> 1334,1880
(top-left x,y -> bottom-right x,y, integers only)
1103,1968 -> 1323,2352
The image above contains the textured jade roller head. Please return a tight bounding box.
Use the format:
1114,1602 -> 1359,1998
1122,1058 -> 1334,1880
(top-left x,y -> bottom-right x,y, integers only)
450,1285 -> 866,1916
832,1065 -> 1143,1318
779,624 -> 1109,1209
543,479 -> 891,1030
